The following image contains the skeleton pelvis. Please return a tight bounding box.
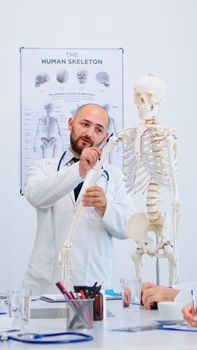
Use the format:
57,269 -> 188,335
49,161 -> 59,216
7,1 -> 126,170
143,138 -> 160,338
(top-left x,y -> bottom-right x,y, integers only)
126,212 -> 164,250
126,212 -> 150,242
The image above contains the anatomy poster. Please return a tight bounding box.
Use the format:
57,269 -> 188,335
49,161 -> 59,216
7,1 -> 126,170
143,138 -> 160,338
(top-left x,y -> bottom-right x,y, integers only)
20,47 -> 123,193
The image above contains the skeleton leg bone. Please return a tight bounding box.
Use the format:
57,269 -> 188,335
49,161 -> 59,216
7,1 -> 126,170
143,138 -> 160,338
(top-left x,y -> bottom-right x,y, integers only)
163,243 -> 178,286
132,248 -> 144,280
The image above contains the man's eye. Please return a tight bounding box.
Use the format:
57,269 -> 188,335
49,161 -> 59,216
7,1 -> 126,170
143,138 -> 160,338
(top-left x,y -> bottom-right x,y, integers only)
81,122 -> 89,127
96,127 -> 104,134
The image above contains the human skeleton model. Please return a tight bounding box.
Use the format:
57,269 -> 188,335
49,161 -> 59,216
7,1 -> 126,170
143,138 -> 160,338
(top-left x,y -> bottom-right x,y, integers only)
33,103 -> 64,158
59,75 -> 180,287
121,75 -> 181,285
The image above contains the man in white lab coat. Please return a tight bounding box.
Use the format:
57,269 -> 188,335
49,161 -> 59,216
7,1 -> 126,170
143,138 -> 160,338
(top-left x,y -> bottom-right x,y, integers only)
22,103 -> 135,294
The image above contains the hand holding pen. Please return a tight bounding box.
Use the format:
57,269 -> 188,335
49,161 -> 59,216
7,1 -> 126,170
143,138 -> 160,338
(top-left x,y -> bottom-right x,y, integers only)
182,290 -> 197,327
79,147 -> 101,177
79,133 -> 113,177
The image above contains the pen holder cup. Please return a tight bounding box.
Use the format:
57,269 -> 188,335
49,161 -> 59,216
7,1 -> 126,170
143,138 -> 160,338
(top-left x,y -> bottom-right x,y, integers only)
66,299 -> 94,330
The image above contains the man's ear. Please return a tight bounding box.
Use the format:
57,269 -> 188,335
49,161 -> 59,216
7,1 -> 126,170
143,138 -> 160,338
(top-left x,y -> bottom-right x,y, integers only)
68,117 -> 74,131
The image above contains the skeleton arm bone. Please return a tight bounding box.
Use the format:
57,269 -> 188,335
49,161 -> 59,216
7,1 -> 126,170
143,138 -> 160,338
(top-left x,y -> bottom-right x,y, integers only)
164,134 -> 180,285
66,134 -> 121,242
166,135 -> 181,258
60,134 -> 121,281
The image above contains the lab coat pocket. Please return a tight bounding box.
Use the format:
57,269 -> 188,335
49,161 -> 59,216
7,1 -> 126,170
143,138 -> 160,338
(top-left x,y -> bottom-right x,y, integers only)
86,253 -> 112,287
84,208 -> 98,222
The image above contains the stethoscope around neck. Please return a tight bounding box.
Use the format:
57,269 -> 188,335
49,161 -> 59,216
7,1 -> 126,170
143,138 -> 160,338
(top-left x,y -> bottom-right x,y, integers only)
57,150 -> 109,186
57,150 -> 68,172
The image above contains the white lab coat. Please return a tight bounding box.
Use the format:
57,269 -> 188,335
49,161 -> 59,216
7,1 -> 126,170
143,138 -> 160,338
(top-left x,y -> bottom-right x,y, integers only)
22,150 -> 135,294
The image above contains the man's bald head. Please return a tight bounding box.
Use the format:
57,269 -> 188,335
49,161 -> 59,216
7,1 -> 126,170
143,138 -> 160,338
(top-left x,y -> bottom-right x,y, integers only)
73,103 -> 110,129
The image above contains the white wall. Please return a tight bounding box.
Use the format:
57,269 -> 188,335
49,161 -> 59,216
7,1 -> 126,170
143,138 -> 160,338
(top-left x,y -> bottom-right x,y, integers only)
0,0 -> 197,290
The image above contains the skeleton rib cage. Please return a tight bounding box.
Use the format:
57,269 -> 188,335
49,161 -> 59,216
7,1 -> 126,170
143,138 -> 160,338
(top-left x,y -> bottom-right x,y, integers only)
123,126 -> 177,194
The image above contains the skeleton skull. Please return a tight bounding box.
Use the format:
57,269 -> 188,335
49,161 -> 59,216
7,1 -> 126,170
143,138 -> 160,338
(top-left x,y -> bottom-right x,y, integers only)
35,73 -> 50,87
56,69 -> 68,83
96,71 -> 110,87
77,70 -> 88,84
133,75 -> 167,121
44,102 -> 53,113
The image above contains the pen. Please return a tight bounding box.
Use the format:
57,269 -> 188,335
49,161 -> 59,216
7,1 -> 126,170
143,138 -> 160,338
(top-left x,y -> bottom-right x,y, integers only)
56,281 -> 80,310
92,282 -> 98,289
99,133 -> 113,151
79,290 -> 85,300
69,291 -> 76,299
56,281 -> 73,299
191,289 -> 197,319
90,285 -> 102,298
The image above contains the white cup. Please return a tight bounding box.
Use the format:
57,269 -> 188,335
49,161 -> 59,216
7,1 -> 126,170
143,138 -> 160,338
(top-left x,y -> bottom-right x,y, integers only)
158,301 -> 184,321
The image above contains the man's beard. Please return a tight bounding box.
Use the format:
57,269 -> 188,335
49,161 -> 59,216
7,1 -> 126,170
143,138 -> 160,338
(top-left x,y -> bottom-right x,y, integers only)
70,132 -> 94,155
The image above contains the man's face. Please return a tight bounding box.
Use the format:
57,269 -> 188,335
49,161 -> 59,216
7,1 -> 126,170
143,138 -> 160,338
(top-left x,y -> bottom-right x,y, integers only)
68,105 -> 109,155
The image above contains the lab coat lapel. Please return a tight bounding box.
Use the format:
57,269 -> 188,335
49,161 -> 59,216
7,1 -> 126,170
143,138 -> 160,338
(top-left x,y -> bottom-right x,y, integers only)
69,190 -> 76,205
60,151 -> 79,205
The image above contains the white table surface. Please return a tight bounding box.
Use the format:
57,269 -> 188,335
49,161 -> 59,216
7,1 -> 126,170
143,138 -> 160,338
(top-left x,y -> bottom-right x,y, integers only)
1,299 -> 197,349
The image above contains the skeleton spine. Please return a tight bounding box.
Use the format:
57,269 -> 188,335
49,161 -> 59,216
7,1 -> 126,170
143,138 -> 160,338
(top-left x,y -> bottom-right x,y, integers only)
146,182 -> 161,223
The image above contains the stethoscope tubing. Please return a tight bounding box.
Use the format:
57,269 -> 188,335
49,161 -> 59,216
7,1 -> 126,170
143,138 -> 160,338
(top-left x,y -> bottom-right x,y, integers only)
8,331 -> 93,344
57,150 -> 67,172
